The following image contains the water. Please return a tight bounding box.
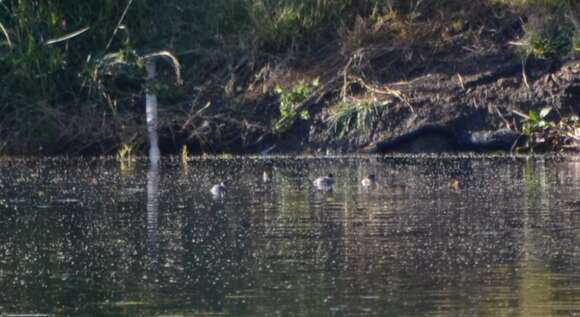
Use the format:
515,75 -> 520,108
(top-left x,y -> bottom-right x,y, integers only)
1,156 -> 580,317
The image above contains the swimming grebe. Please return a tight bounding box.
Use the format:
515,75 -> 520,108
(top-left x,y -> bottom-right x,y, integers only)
313,174 -> 335,191
210,181 -> 227,197
361,174 -> 377,188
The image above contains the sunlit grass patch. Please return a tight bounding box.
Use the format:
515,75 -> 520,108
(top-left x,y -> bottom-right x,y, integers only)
116,143 -> 135,173
498,0 -> 579,58
517,21 -> 573,58
326,99 -> 390,137
250,0 -> 350,50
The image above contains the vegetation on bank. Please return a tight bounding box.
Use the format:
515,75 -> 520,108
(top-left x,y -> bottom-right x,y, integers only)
1,0 -> 580,154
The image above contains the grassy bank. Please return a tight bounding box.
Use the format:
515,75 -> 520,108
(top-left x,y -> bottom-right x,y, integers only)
1,0 -> 579,154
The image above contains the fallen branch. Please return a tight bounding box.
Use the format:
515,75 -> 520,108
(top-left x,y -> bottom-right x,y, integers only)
511,109 -> 529,120
350,75 -> 415,113
494,105 -> 511,129
293,75 -> 341,113
521,58 -> 530,90
457,73 -> 466,91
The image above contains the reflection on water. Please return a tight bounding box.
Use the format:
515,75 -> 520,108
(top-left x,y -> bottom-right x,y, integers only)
147,163 -> 160,271
2,156 -> 580,316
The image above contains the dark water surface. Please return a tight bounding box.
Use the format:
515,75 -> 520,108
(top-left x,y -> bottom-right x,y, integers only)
2,156 -> 580,317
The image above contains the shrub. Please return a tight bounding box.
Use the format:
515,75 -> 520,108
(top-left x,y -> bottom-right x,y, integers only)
273,79 -> 318,134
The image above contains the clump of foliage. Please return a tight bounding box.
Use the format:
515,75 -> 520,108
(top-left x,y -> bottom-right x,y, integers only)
326,99 -> 390,137
509,0 -> 579,58
273,79 -> 318,134
520,107 -> 561,151
520,23 -> 573,58
519,107 -> 580,151
522,107 -> 556,135
116,143 -> 135,173
116,143 -> 134,162
250,0 -> 350,51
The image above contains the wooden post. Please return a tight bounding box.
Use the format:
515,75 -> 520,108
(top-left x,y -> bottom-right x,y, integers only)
145,61 -> 160,166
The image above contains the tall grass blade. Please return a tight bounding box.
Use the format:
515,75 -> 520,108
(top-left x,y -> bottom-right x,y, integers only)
46,27 -> 90,45
105,0 -> 135,51
0,22 -> 11,47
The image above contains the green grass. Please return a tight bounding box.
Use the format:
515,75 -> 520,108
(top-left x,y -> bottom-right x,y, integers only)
326,100 -> 390,137
250,0 -> 350,50
521,27 -> 572,58
498,0 -> 579,58
116,143 -> 134,161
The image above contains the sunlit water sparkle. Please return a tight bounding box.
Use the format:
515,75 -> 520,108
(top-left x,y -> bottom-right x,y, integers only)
1,156 -> 580,316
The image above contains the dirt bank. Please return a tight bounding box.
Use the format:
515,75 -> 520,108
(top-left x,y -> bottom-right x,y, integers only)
302,58 -> 580,154
3,1 -> 580,155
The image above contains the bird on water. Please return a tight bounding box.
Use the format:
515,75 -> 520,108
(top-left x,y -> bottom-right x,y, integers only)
313,173 -> 335,191
263,170 -> 272,183
361,174 -> 377,188
210,181 -> 227,197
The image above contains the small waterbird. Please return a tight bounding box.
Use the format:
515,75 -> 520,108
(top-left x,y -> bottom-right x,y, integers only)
313,173 -> 335,191
263,170 -> 272,183
361,174 -> 377,188
210,181 -> 227,197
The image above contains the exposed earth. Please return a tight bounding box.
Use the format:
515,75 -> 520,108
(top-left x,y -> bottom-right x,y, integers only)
277,58 -> 580,154
4,2 -> 580,156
